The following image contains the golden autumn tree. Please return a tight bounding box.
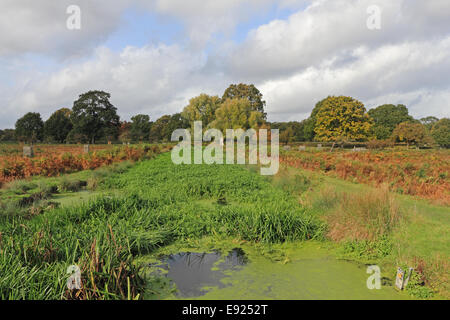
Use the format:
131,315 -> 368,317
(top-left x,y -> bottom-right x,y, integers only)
314,96 -> 373,142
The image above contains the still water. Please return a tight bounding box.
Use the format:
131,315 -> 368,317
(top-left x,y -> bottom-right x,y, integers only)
146,246 -> 409,300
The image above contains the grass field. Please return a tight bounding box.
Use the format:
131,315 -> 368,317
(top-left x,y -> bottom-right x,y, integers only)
275,165 -> 449,298
0,145 -> 448,299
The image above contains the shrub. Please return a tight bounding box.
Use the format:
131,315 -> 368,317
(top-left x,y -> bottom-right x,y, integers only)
57,178 -> 85,193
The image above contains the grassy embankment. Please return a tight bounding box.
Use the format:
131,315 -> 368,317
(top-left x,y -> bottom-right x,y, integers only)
272,162 -> 449,299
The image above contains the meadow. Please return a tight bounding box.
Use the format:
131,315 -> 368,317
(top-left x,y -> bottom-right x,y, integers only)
0,144 -> 170,187
0,145 -> 448,300
275,165 -> 449,299
281,147 -> 450,205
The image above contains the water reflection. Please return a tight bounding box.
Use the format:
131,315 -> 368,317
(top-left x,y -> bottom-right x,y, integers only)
151,248 -> 247,297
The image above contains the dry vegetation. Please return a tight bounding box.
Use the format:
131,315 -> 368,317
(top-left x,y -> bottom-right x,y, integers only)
281,148 -> 450,205
324,184 -> 402,242
0,144 -> 171,186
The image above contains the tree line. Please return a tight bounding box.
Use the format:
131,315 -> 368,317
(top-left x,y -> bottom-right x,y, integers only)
0,84 -> 449,148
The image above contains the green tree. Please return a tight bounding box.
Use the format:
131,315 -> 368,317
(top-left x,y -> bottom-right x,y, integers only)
70,91 -> 120,144
430,118 -> 450,148
181,94 -> 221,127
420,116 -> 439,131
271,121 -> 306,142
302,117 -> 316,141
391,122 -> 433,147
15,112 -> 44,143
210,98 -> 265,133
368,104 -> 415,139
222,84 -> 267,118
0,129 -> 16,142
130,114 -> 152,142
303,97 -> 328,141
314,96 -> 373,142
279,126 -> 295,145
150,113 -> 189,142
44,108 -> 73,143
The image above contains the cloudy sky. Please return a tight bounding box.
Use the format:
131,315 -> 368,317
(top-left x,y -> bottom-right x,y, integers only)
1,0 -> 449,128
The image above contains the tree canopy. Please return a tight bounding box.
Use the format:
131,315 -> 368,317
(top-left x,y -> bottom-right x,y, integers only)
420,116 -> 439,131
271,121 -> 306,143
368,104 -> 415,139
391,122 -> 433,146
430,118 -> 450,148
44,108 -> 73,143
314,96 -> 373,142
301,97 -> 330,141
209,98 -> 265,133
15,112 -> 44,143
181,94 -> 222,127
130,114 -> 152,142
70,90 -> 120,144
0,129 -> 16,142
2,85 -> 447,148
150,113 -> 188,142
222,84 -> 266,118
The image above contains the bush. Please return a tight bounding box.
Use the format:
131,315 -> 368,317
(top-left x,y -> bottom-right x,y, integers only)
57,178 -> 85,193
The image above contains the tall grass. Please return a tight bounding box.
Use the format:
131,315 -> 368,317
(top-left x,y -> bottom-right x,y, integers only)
0,152 -> 321,299
325,184 -> 402,242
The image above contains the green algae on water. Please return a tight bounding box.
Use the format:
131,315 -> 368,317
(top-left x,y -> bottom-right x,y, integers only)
141,240 -> 410,300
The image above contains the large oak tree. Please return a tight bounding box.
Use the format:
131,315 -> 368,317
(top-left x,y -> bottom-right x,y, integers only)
70,91 -> 120,144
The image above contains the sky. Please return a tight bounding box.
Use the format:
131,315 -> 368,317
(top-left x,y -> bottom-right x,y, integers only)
0,0 -> 449,129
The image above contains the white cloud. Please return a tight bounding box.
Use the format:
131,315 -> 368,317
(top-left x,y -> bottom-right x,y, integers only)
0,0 -> 290,57
0,0 -> 132,58
226,0 -> 450,80
259,37 -> 450,121
0,0 -> 449,128
0,44 -> 229,127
